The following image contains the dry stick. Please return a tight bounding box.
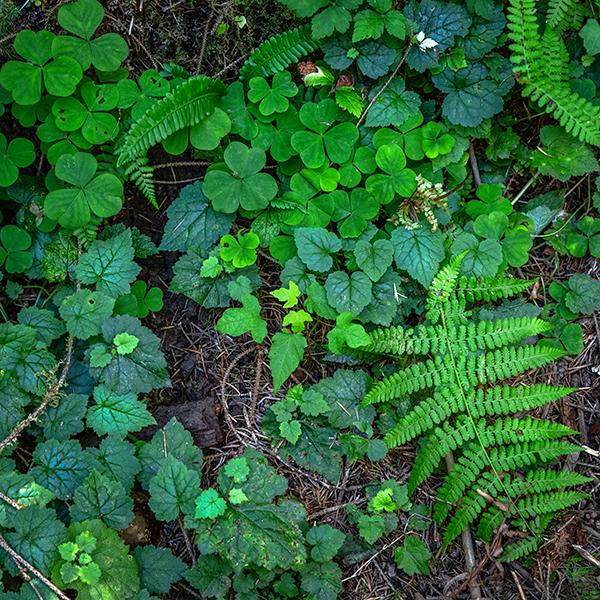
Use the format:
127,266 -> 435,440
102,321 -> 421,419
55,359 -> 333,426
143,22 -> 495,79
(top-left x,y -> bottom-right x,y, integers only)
153,160 -> 211,169
445,452 -> 482,600
468,141 -> 482,187
0,490 -> 23,510
0,336 -> 74,454
356,31 -> 413,128
0,533 -> 71,600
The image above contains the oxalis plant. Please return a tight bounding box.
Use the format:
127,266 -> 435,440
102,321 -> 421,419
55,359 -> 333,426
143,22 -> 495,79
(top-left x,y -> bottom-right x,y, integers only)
0,0 -> 598,598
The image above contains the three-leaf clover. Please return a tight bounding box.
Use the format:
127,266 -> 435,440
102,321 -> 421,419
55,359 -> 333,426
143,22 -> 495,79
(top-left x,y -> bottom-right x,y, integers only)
117,69 -> 171,121
0,29 -> 83,105
44,152 -> 123,228
0,225 -> 33,273
0,134 -> 35,187
52,0 -> 129,71
52,82 -> 120,145
366,144 -> 417,203
421,122 -> 455,158
219,231 -> 260,268
203,142 -> 278,213
332,188 -> 380,237
291,99 -> 359,168
248,71 -> 298,116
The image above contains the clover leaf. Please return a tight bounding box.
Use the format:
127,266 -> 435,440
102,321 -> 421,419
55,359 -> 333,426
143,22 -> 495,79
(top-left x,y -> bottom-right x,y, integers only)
203,142 -> 278,213
248,71 -> 298,116
366,144 -> 417,203
421,122 -> 455,158
332,188 -> 380,238
0,29 -> 82,105
291,99 -> 359,168
0,225 -> 33,273
0,134 -> 35,187
53,0 -> 129,71
53,82 -> 119,145
44,152 -> 123,228
219,231 -> 260,268
117,69 -> 170,121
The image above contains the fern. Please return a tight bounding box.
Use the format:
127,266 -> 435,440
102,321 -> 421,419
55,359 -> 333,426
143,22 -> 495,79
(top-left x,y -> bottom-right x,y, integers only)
117,75 -> 225,166
362,260 -> 589,553
546,0 -> 585,31
239,25 -> 318,80
123,157 -> 157,208
507,0 -> 600,146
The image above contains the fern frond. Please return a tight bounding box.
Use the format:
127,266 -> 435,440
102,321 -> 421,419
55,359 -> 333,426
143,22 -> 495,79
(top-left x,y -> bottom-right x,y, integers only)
546,0 -> 584,31
434,440 -> 581,525
458,275 -> 534,302
123,157 -> 157,208
498,514 -> 553,562
507,0 -> 600,146
471,384 -> 575,418
541,28 -> 569,83
117,76 -> 226,166
365,268 -> 586,555
239,25 -> 318,80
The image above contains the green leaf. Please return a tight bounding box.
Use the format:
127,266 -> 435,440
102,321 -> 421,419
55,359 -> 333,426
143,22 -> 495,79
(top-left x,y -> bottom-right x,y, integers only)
133,546 -> 186,594
71,470 -> 134,529
280,419 -> 302,444
137,418 -> 203,490
327,311 -> 370,354
149,456 -> 201,521
357,513 -> 386,544
59,289 -> 115,340
325,271 -> 373,314
89,436 -> 140,491
0,224 -> 33,273
332,188 -> 379,238
88,316 -> 169,395
159,182 -> 234,252
41,393 -> 87,441
364,78 -> 421,128
194,488 -> 227,519
580,19 -> 600,55
31,439 -> 97,500
391,224 -> 445,286
394,536 -> 432,575
283,309 -> 313,333
190,107 -> 232,150
203,142 -> 278,213
248,71 -> 297,115
113,332 -> 139,355
5,506 -> 67,573
300,561 -> 343,600
56,519 -> 140,600
432,64 -> 504,127
564,274 -> 600,315
0,134 -> 35,187
87,384 -> 155,437
354,239 -> 393,281
294,227 -> 342,273
366,144 -> 417,203
185,554 -> 232,597
451,233 -> 503,277
223,457 -> 250,483
17,306 -> 65,345
216,288 -> 267,343
219,231 -> 259,268
306,524 -> 345,562
269,332 -> 307,392
271,280 -> 301,308
45,152 -> 123,228
532,126 -> 599,182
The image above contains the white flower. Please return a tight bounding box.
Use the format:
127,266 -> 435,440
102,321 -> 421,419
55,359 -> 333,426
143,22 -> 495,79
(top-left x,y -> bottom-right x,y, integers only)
416,31 -> 438,52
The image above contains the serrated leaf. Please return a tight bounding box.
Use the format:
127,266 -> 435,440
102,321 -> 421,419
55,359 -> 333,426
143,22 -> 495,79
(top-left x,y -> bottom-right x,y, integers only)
148,456 -> 201,521
59,289 -> 115,339
159,181 -> 234,252
354,239 -> 393,281
76,230 -> 141,296
86,384 -> 155,436
325,271 -> 372,314
133,546 -> 187,594
89,436 -> 140,491
40,393 -> 87,440
365,78 -> 421,128
390,224 -> 445,286
71,470 -> 134,529
394,535 -> 431,575
306,524 -> 345,562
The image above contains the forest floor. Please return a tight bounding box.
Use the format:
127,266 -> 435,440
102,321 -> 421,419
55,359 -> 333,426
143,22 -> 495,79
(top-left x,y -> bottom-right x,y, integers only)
4,1 -> 600,598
